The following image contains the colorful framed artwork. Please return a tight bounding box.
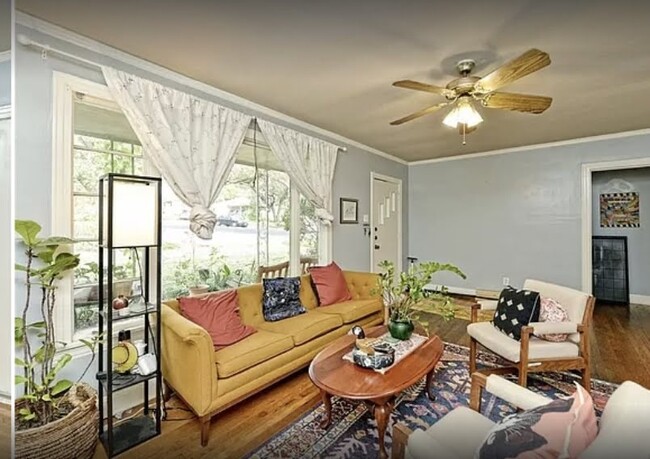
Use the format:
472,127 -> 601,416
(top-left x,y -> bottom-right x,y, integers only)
600,192 -> 640,228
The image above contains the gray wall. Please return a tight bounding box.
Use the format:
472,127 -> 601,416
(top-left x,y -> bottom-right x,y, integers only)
592,168 -> 650,296
0,60 -> 10,106
409,134 -> 650,293
14,23 -> 408,391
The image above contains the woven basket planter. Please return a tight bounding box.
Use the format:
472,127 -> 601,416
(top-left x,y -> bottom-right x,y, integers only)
15,383 -> 99,459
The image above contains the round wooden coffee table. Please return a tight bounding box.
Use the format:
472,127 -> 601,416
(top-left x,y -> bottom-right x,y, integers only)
309,326 -> 444,459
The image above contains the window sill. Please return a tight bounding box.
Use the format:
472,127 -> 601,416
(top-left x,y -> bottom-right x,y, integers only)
64,317 -> 146,359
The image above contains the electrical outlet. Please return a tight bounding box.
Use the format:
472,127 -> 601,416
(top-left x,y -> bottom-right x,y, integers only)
502,277 -> 510,286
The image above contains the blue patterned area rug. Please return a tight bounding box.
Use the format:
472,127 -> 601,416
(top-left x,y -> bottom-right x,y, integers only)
246,343 -> 616,459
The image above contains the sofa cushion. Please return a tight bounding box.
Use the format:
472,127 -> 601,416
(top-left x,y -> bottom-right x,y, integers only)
316,299 -> 382,324
308,262 -> 352,306
214,330 -> 294,378
580,381 -> 650,459
256,310 -> 343,345
408,406 -> 494,459
179,290 -> 256,349
262,277 -> 306,322
467,321 -> 579,363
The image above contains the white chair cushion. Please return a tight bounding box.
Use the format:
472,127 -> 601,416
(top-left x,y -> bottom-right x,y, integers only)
580,381 -> 650,459
407,406 -> 495,459
523,279 -> 590,344
467,321 -> 579,363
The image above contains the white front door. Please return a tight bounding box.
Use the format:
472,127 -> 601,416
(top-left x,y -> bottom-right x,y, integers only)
371,174 -> 401,273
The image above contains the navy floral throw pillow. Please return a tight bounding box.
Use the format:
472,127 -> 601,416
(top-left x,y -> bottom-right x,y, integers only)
262,277 -> 306,322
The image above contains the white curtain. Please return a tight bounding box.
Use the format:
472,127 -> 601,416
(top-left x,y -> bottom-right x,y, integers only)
102,67 -> 253,239
257,120 -> 339,223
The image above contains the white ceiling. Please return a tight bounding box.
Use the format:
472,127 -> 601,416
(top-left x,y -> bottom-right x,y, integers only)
16,0 -> 650,161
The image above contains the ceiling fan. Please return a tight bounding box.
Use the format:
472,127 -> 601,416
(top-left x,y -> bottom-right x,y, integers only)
390,48 -> 552,143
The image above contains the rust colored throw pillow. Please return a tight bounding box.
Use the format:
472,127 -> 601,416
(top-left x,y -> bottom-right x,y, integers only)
477,383 -> 597,459
308,262 -> 352,306
179,289 -> 255,349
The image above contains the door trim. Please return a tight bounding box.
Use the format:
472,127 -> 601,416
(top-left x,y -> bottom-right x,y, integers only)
581,157 -> 650,294
370,172 -> 403,274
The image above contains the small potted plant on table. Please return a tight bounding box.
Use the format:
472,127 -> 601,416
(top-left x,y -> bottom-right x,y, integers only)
378,259 -> 466,340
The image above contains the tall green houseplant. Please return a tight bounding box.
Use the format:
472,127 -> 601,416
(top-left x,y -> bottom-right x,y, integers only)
14,220 -> 99,427
378,259 -> 466,339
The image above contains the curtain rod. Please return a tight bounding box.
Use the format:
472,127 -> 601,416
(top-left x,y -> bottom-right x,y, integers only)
17,34 -> 347,152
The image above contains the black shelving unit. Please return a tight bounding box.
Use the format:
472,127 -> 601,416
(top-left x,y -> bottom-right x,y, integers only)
97,173 -> 162,457
592,235 -> 629,305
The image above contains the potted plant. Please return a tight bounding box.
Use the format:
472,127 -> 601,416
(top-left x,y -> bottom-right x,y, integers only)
378,259 -> 466,340
14,220 -> 101,459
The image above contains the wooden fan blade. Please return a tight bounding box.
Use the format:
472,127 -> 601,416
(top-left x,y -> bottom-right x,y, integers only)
474,49 -> 550,93
481,92 -> 552,113
393,80 -> 455,98
390,102 -> 449,126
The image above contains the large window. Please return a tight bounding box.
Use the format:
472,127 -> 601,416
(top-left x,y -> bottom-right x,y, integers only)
55,76 -> 326,340
161,126 -> 322,299
71,96 -> 144,335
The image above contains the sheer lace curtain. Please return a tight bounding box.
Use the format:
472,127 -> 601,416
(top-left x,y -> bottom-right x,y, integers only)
102,67 -> 253,239
257,120 -> 339,224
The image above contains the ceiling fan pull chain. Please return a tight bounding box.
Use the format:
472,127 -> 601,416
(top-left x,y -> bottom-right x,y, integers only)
462,124 -> 467,146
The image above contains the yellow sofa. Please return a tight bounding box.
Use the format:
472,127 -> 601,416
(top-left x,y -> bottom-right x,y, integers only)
161,270 -> 384,445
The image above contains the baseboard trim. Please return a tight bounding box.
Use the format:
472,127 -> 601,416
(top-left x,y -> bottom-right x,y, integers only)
630,294 -> 650,306
0,394 -> 11,405
425,284 -> 476,297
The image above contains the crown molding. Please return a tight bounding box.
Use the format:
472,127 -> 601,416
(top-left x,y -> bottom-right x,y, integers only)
409,128 -> 650,166
0,50 -> 10,62
16,12 -> 408,165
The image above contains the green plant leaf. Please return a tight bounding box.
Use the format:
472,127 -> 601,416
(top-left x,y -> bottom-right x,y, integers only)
52,353 -> 72,376
15,375 -> 28,384
27,321 -> 46,329
51,379 -> 73,396
15,220 -> 42,247
14,357 -> 27,367
36,236 -> 75,247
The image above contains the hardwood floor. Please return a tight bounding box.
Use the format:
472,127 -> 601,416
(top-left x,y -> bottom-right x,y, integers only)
104,299 -> 650,459
0,403 -> 11,459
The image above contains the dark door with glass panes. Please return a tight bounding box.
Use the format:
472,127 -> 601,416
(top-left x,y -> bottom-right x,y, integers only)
592,236 -> 629,304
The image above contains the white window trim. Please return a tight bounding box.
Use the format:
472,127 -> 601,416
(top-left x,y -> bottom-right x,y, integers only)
51,72 -> 144,348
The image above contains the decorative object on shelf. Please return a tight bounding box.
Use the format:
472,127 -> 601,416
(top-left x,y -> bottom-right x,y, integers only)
340,197 -> 359,224
188,284 -> 210,296
98,173 -> 162,457
599,192 -> 640,228
13,220 -> 102,459
377,259 -> 466,340
111,342 -> 139,374
112,294 -> 130,316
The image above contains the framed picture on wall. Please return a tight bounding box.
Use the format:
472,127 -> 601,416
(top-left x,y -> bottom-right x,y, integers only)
339,198 -> 359,224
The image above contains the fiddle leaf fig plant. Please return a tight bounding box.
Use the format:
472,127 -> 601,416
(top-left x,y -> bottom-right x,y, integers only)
14,219 -> 101,427
378,259 -> 466,327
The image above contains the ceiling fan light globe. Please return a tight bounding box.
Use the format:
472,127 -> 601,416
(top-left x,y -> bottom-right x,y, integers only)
442,107 -> 460,128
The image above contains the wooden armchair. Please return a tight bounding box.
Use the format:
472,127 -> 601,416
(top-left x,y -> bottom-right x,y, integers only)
468,279 -> 595,389
256,257 -> 319,282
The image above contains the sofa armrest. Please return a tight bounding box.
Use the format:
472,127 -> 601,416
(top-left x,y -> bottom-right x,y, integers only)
161,304 -> 217,416
343,271 -> 381,300
527,321 -> 579,335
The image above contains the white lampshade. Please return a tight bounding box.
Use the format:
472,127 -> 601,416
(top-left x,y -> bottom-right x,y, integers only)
102,176 -> 159,248
442,97 -> 483,128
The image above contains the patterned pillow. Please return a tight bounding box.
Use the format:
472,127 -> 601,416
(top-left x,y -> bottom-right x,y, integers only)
476,383 -> 597,459
262,277 -> 306,322
492,287 -> 540,341
535,296 -> 570,342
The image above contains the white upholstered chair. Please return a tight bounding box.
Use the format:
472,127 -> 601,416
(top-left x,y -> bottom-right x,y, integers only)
467,279 -> 596,388
392,373 -> 650,459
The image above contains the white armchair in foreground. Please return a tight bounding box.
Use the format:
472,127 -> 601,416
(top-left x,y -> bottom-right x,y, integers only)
392,373 -> 650,459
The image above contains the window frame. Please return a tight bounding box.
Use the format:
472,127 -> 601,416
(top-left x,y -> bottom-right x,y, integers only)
52,72 -> 147,347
